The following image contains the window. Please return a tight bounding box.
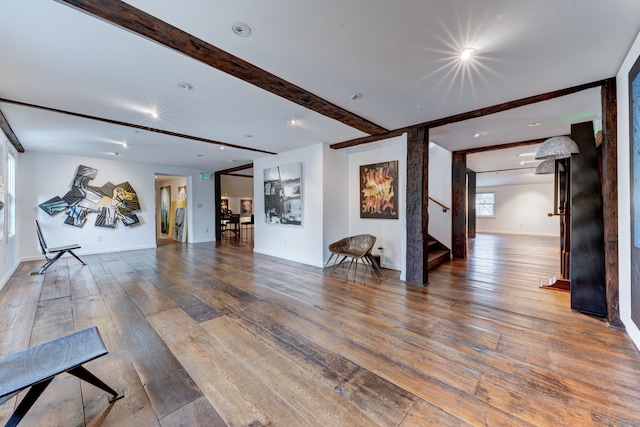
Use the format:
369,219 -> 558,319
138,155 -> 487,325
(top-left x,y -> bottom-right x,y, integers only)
7,151 -> 15,237
476,192 -> 496,218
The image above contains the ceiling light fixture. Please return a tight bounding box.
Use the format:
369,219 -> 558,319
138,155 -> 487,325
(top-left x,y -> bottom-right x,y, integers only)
528,122 -> 541,127
460,47 -> 476,61
518,152 -> 536,157
220,146 -> 225,150
534,136 -> 580,160
287,119 -> 297,125
148,110 -> 159,119
350,92 -> 362,101
178,82 -> 193,90
535,159 -> 556,174
232,22 -> 252,37
473,132 -> 481,138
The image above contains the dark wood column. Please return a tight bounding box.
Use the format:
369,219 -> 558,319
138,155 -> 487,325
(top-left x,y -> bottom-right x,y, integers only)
570,121 -> 607,317
214,172 -> 222,241
452,152 -> 467,259
601,78 -> 622,328
406,126 -> 429,286
467,169 -> 477,239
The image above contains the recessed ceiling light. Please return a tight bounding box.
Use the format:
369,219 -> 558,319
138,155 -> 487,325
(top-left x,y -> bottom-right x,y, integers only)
178,82 -> 193,90
528,122 -> 541,127
350,92 -> 362,101
473,132 -> 482,138
461,47 -> 476,61
245,134 -> 254,138
220,146 -> 225,150
228,159 -> 236,163
287,119 -> 297,125
148,110 -> 159,119
518,152 -> 536,157
197,154 -> 204,157
232,22 -> 252,37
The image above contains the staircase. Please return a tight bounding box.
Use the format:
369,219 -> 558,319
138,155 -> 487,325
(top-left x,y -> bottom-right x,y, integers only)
427,235 -> 450,270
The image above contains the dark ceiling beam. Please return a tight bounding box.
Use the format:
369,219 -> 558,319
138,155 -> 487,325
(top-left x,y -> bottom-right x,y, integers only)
0,108 -> 25,153
0,98 -> 276,155
217,163 -> 254,175
56,0 -> 389,136
454,137 -> 551,156
331,78 -> 611,150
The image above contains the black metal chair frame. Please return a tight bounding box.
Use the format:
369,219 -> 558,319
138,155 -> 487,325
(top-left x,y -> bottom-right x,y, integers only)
35,220 -> 85,274
324,234 -> 384,283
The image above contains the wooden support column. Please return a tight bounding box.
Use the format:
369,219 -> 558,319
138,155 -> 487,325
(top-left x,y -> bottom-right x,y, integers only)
602,78 -> 622,328
406,126 -> 429,286
214,172 -> 222,242
467,169 -> 477,239
570,121 -> 607,317
452,152 -> 467,259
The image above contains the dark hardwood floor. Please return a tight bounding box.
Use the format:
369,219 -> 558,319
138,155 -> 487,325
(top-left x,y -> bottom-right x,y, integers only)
1,233 -> 640,426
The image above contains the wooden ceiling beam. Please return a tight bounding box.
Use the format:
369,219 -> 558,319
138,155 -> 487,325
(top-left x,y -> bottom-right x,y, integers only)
0,108 -> 25,153
0,98 -> 275,155
331,78 -> 611,150
56,0 -> 389,136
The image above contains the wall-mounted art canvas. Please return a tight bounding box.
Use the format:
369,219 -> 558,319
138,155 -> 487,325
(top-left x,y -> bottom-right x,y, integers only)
160,186 -> 170,234
241,199 -> 253,214
630,52 -> 640,329
178,185 -> 187,201
264,162 -> 302,226
173,207 -> 186,242
220,198 -> 229,214
38,165 -> 142,229
0,192 -> 6,241
360,160 -> 399,219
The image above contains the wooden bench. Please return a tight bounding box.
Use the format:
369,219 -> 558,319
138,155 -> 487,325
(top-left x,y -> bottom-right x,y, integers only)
0,327 -> 123,427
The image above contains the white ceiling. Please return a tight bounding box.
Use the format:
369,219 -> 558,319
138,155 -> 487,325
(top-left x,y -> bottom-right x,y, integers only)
1,1 -> 638,186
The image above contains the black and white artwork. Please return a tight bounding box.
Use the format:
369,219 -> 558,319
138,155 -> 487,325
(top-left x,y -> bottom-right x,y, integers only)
263,162 -> 302,226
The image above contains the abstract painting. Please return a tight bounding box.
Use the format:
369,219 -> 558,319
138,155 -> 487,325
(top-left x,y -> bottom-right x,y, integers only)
630,53 -> 640,328
160,186 -> 170,234
220,198 -> 229,214
173,207 -> 186,242
360,160 -> 399,219
264,162 -> 302,225
38,165 -> 142,229
178,185 -> 187,201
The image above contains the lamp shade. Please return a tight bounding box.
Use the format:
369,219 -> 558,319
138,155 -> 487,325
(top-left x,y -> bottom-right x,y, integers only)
534,159 -> 555,174
534,136 -> 580,160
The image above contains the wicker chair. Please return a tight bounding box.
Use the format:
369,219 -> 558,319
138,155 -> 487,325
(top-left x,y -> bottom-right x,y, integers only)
324,234 -> 384,283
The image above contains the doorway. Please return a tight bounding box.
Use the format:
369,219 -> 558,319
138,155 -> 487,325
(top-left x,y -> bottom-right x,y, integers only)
155,174 -> 189,246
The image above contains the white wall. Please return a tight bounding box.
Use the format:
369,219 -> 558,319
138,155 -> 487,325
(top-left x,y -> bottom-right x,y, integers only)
220,174 -> 254,217
253,144 -> 325,267
20,152 -> 216,261
347,135 -> 407,274
476,183 -> 559,236
322,144 -> 349,263
617,30 -> 640,349
428,142 -> 452,249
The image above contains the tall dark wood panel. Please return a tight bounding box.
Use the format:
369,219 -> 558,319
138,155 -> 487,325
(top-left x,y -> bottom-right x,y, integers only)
467,169 -> 476,239
406,126 -> 429,286
570,122 -> 607,317
452,152 -> 467,259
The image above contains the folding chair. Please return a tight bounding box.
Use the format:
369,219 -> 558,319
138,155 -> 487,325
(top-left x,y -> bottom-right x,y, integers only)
35,220 -> 86,274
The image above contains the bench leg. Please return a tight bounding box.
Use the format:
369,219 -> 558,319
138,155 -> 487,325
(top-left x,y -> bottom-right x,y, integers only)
5,378 -> 53,427
67,366 -> 124,402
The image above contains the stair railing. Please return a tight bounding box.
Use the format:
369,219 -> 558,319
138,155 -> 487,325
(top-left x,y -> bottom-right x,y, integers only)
429,196 -> 450,212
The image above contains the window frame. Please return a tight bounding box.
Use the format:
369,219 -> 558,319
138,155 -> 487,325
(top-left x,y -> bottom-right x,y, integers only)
476,191 -> 496,218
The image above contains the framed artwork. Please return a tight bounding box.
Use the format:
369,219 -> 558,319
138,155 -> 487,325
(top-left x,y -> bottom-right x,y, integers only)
359,160 -> 399,219
160,186 -> 171,234
241,199 -> 253,214
630,52 -> 640,328
178,185 -> 187,201
263,162 -> 302,225
220,198 -> 229,214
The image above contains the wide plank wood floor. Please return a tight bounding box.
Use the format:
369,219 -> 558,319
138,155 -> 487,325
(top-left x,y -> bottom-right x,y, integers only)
1,233 -> 640,426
